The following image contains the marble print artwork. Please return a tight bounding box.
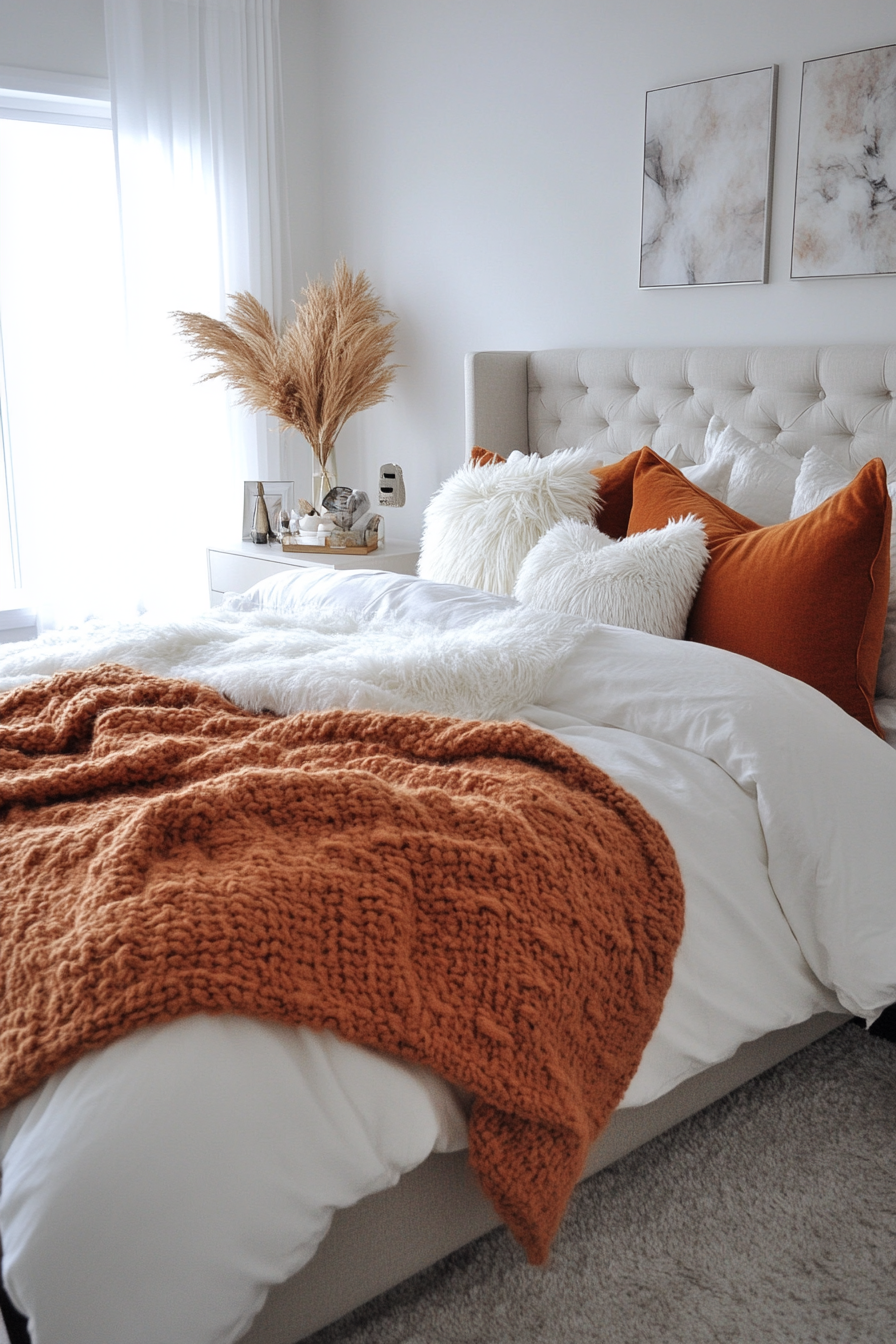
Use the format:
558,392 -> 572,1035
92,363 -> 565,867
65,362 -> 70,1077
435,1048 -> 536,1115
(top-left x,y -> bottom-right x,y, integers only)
640,67 -> 777,287
792,44 -> 896,278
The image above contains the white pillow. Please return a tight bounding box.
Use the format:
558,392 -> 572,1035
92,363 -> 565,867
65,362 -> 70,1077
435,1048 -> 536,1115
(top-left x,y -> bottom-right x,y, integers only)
590,444 -> 694,467
587,449 -> 629,466
655,441 -> 744,512
791,446 -> 896,700
681,454 -> 733,499
625,441 -> 733,499
513,515 -> 709,639
703,416 -> 799,526
664,443 -> 698,469
788,444 -> 880,516
417,447 -> 600,596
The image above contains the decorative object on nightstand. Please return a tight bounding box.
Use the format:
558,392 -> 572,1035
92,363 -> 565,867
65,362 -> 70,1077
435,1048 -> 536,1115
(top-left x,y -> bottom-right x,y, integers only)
249,481 -> 272,543
241,481 -> 294,542
282,535 -> 381,557
379,463 -> 406,507
174,260 -> 398,511
282,486 -> 382,555
320,485 -> 370,529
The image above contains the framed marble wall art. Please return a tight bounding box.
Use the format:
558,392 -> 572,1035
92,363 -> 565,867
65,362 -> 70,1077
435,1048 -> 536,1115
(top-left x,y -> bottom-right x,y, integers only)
792,44 -> 896,279
640,66 -> 778,288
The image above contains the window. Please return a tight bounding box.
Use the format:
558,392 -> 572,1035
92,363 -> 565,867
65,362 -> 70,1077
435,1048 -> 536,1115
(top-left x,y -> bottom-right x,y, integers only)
0,69 -> 131,625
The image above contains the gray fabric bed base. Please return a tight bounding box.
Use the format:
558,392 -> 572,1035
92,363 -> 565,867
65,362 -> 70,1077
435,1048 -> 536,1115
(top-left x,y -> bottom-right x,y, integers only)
241,1011 -> 848,1344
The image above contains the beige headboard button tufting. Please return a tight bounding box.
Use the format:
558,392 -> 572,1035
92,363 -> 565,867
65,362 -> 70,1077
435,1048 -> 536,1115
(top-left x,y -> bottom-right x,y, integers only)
465,346 -> 896,472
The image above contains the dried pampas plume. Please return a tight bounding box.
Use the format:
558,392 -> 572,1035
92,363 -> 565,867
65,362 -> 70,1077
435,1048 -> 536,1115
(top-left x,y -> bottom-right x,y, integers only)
172,260 -> 398,477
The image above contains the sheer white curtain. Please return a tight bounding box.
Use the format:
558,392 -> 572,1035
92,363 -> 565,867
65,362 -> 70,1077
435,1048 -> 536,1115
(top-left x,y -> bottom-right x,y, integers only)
103,0 -> 293,615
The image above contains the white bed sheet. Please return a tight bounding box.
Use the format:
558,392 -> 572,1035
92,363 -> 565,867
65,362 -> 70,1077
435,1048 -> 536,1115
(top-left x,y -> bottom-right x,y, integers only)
1,566 -> 894,1344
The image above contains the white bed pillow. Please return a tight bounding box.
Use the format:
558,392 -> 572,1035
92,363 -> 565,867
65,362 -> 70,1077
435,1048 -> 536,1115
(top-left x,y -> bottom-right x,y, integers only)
418,447 -> 600,596
575,444 -> 730,504
681,454 -> 733,500
791,446 -> 896,699
513,515 -> 709,639
586,449 -> 629,466
592,442 -> 725,482
703,416 -> 799,526
665,443 -> 698,469
788,444 -> 895,516
625,441 -> 735,501
651,443 -> 735,508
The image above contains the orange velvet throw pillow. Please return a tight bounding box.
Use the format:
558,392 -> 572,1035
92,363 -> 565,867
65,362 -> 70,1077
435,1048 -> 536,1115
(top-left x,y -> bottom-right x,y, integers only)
626,449 -> 891,735
470,446 -> 506,467
589,451 -> 643,539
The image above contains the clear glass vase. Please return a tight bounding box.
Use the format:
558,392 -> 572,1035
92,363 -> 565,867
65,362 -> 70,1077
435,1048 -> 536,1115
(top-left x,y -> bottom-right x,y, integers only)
312,449 -> 337,513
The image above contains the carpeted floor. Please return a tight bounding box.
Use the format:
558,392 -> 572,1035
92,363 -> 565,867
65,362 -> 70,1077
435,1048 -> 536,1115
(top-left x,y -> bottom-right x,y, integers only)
307,1022 -> 896,1344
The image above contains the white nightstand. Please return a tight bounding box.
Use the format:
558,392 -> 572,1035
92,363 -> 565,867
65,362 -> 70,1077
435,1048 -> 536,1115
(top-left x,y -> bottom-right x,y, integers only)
207,539 -> 420,605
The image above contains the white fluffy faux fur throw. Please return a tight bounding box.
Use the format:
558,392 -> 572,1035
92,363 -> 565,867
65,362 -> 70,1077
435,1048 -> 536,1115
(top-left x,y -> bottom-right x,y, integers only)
0,602 -> 593,722
418,447 -> 600,595
514,516 -> 709,639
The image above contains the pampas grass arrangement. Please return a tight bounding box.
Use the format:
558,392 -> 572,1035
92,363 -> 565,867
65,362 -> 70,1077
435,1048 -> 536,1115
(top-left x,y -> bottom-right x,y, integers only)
173,260 -> 397,502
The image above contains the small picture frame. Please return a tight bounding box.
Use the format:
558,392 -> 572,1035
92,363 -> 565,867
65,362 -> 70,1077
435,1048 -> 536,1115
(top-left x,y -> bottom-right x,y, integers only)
242,481 -> 294,541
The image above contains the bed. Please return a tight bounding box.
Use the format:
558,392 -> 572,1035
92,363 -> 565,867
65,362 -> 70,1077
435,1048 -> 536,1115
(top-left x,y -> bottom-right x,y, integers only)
0,343 -> 894,1344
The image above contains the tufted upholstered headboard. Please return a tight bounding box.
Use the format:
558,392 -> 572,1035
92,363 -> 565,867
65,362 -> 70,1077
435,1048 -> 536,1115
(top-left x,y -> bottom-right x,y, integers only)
465,346 -> 896,473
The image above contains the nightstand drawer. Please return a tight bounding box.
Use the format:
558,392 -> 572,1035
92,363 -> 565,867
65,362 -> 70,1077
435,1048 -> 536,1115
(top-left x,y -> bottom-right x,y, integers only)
207,541 -> 419,603
208,550 -> 324,594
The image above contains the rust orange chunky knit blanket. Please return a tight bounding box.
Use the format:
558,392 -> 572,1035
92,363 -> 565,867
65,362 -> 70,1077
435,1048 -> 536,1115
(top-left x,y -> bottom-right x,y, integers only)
0,665 -> 684,1263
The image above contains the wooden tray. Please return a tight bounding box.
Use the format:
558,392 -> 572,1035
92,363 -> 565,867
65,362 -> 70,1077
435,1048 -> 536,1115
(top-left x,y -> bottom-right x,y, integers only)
281,537 -> 380,556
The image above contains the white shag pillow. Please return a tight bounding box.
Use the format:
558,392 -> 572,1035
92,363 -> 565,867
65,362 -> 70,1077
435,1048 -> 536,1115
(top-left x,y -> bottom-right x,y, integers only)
702,416 -> 799,525
791,446 -> 896,700
513,515 -> 709,639
417,447 -> 600,595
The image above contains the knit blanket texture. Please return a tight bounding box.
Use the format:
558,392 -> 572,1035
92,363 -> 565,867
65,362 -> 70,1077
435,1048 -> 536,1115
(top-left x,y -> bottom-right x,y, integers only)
0,665 -> 684,1263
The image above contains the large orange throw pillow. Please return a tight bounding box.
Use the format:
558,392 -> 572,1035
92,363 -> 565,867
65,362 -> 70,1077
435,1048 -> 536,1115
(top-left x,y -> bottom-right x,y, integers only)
470,445 -> 506,467
589,451 -> 643,539
627,449 -> 891,735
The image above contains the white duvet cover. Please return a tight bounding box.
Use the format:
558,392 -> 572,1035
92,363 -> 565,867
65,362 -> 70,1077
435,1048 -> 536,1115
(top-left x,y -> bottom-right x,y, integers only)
1,567 -> 894,1344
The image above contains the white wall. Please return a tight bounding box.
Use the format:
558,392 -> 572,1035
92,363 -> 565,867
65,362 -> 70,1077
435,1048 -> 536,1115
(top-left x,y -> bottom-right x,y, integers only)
302,0 -> 896,541
3,2 -> 894,545
0,0 -> 106,77
278,0 -> 325,289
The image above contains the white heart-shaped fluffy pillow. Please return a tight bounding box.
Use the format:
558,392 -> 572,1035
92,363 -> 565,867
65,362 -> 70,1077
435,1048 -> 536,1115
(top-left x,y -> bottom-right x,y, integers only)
418,447 -> 600,595
514,515 -> 709,639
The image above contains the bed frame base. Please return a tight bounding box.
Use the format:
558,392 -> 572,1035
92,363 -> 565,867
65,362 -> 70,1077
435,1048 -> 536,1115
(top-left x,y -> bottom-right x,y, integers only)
241,1010 -> 848,1344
